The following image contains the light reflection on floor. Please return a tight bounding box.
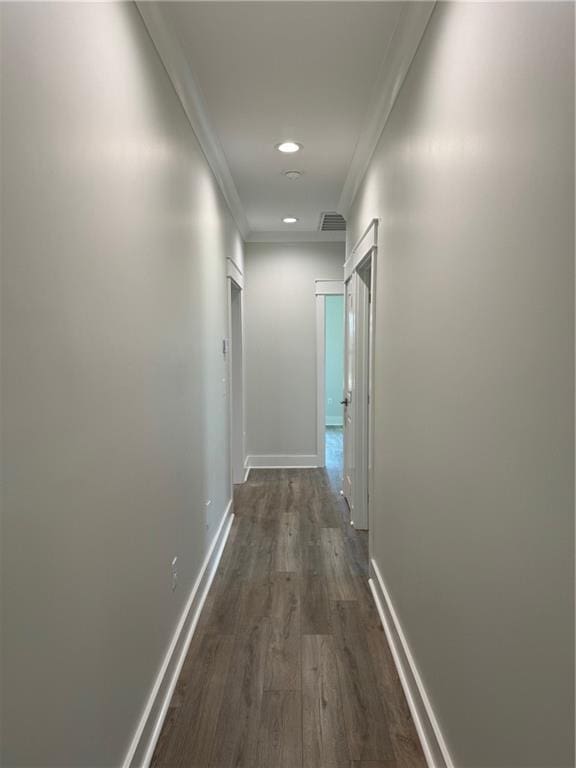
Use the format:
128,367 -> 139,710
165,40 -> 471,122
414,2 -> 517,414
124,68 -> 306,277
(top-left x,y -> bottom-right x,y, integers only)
325,425 -> 343,492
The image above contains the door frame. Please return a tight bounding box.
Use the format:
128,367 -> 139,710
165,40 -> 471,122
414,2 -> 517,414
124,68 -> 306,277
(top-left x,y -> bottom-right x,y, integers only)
315,279 -> 345,468
342,277 -> 355,509
343,219 -> 378,535
226,258 -> 247,488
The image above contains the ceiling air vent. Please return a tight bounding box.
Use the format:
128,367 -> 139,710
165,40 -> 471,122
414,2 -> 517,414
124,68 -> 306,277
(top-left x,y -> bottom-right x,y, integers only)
319,212 -> 346,232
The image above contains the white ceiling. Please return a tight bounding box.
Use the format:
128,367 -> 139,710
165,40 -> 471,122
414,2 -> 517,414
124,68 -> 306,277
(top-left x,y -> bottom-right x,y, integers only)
157,2 -> 403,240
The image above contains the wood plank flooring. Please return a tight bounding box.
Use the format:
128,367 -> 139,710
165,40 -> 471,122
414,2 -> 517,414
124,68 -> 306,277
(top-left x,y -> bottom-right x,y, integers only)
151,468 -> 426,768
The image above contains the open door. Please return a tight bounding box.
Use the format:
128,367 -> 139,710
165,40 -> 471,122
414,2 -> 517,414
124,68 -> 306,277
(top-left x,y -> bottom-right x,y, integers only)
342,275 -> 355,511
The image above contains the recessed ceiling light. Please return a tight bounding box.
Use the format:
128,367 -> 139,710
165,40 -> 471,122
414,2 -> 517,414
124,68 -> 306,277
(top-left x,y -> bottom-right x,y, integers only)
283,170 -> 303,180
276,141 -> 302,154
282,217 -> 299,224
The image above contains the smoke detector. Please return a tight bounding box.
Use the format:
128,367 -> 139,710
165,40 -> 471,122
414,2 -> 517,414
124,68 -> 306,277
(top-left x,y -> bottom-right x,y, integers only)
283,170 -> 303,180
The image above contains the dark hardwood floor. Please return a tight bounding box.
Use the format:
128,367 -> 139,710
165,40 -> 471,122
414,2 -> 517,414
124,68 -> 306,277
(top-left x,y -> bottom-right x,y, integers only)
151,466 -> 426,768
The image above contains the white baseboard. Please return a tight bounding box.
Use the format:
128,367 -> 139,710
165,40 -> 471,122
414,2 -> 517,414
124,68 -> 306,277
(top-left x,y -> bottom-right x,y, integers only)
245,454 -> 319,469
123,500 -> 234,768
369,558 -> 454,768
242,464 -> 251,482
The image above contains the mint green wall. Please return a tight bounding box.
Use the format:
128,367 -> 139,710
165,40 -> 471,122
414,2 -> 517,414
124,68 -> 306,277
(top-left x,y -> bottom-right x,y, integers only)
325,295 -> 344,427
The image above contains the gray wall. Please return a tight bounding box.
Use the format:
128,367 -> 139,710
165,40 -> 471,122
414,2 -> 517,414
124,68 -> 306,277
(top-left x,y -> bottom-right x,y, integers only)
0,4 -> 242,765
244,242 -> 344,461
347,3 -> 574,766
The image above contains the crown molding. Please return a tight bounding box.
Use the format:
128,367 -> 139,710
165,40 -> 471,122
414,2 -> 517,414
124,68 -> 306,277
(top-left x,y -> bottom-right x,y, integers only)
337,1 -> 436,219
246,230 -> 346,244
136,2 -> 250,239
137,1 -> 434,241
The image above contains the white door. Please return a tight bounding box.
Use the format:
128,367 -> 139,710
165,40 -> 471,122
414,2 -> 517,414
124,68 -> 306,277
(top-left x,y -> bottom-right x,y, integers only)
343,275 -> 355,511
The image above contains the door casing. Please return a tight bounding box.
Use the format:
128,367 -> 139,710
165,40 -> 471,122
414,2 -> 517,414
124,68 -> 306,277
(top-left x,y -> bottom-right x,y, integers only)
315,279 -> 345,467
343,277 -> 355,507
226,259 -> 246,488
343,220 -> 378,535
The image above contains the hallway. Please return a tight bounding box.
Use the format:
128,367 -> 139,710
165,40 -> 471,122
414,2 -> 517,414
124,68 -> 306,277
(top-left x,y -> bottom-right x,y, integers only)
2,2 -> 574,766
151,468 -> 425,767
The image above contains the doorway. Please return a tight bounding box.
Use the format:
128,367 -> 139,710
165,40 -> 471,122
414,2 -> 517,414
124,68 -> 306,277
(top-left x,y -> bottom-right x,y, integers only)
228,278 -> 245,486
350,259 -> 372,530
315,280 -> 344,480
342,219 -> 377,533
324,294 -> 345,487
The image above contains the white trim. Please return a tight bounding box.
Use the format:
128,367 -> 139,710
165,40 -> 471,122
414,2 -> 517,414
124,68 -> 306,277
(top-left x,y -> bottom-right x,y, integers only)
123,500 -> 234,768
227,278 -> 246,486
315,279 -> 345,296
245,454 -> 319,469
246,230 -> 346,244
350,261 -> 371,531
135,3 -> 249,238
315,282 -> 345,471
342,219 -> 378,533
226,257 -> 244,290
242,464 -> 251,483
369,559 -> 454,768
352,217 -> 379,258
367,257 -> 377,557
344,218 -> 378,282
342,277 -> 354,511
338,2 -> 436,218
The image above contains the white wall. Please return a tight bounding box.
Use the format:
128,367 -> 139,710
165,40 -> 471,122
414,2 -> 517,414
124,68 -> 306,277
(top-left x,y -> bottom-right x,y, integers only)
347,3 -> 574,766
0,4 -> 242,765
244,242 -> 344,464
